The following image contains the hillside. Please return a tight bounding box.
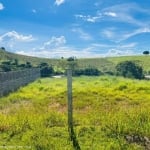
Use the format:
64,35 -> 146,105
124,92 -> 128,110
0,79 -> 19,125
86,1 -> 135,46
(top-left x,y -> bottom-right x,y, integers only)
0,48 -> 149,73
76,56 -> 150,74
0,48 -> 59,67
108,56 -> 150,73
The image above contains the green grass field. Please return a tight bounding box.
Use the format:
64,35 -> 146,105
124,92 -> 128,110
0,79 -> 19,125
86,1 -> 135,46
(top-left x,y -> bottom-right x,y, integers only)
78,56 -> 150,73
1,49 -> 150,73
0,76 -> 150,149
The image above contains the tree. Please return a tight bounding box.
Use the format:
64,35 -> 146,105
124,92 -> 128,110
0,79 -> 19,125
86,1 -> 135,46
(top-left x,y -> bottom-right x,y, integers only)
0,47 -> 5,51
1,61 -> 12,72
67,57 -> 76,62
38,62 -> 54,77
74,67 -> 101,76
26,62 -> 32,68
116,61 -> 144,79
67,57 -> 78,70
143,51 -> 149,55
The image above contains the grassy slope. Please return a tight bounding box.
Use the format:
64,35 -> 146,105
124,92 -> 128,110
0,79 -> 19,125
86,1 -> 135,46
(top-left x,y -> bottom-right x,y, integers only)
78,56 -> 150,73
77,58 -> 115,72
107,56 -> 150,73
0,49 -> 150,72
0,49 -> 59,66
0,76 -> 150,149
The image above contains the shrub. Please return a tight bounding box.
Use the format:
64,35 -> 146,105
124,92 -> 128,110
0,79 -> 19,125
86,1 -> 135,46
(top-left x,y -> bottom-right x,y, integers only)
39,63 -> 54,77
74,67 -> 101,76
1,61 -> 12,72
116,61 -> 144,79
143,51 -> 149,55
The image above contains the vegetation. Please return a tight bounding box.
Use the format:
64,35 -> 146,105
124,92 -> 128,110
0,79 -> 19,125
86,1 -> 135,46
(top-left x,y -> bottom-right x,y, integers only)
0,48 -> 150,74
0,60 -> 34,72
0,48 -> 59,68
74,68 -> 101,76
116,61 -> 144,79
107,56 -> 150,75
0,76 -> 150,149
39,62 -> 54,77
143,51 -> 149,55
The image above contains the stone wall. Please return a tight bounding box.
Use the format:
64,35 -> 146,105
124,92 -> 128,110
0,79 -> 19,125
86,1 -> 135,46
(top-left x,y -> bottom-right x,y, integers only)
0,68 -> 40,97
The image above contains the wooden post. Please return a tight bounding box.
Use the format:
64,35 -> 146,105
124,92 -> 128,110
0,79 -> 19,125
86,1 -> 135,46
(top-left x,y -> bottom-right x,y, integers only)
67,69 -> 73,139
66,68 -> 81,149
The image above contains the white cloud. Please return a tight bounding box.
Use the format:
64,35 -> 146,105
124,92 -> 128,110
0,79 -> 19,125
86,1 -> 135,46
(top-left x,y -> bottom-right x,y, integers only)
16,43 -> 137,58
41,36 -> 66,49
0,31 -> 35,49
15,41 -> 139,58
72,28 -> 92,40
0,2 -> 4,10
16,36 -> 98,58
118,43 -> 137,48
76,2 -> 150,27
0,31 -> 34,42
104,12 -> 117,17
102,29 -> 115,39
75,14 -> 102,23
106,49 -> 135,57
91,43 -> 113,48
121,27 -> 150,41
101,3 -> 150,27
16,47 -> 105,58
101,27 -> 150,42
32,9 -> 37,13
55,0 -> 65,6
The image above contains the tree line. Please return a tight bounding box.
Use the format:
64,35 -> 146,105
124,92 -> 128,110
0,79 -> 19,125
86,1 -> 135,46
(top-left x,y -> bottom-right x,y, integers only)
66,57 -> 145,79
0,57 -> 147,80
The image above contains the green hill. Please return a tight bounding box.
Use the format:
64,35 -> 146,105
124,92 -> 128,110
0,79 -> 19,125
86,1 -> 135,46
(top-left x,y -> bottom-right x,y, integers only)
107,56 -> 150,73
0,48 -> 149,73
0,48 -> 59,67
77,56 -> 150,74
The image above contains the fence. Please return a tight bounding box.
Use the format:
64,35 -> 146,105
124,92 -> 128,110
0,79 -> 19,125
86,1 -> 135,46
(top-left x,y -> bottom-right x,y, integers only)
0,68 -> 40,97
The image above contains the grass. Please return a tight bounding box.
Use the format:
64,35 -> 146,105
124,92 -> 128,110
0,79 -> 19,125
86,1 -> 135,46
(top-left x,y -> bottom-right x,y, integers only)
107,56 -> 150,73
78,56 -> 150,73
0,49 -> 59,67
0,76 -> 150,149
1,49 -> 150,73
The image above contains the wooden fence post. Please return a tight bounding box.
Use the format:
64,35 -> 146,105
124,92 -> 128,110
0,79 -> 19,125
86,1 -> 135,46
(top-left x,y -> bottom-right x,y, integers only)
67,69 -> 73,139
67,69 -> 81,149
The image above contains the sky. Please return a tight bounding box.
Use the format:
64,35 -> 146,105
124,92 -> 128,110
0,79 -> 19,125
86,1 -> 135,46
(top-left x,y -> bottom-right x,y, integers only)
0,0 -> 150,58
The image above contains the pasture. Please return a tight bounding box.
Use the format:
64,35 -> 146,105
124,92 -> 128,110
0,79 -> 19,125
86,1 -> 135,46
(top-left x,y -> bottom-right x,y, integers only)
1,49 -> 150,74
0,76 -> 150,149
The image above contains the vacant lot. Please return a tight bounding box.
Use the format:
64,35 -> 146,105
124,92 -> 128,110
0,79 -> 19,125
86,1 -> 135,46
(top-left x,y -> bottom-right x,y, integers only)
0,76 -> 150,149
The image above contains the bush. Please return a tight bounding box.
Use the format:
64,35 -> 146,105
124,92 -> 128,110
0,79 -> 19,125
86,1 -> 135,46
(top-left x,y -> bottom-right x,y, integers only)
143,51 -> 149,55
39,63 -> 54,77
1,61 -> 12,72
0,47 -> 5,51
40,66 -> 54,77
116,61 -> 144,79
74,68 -> 101,76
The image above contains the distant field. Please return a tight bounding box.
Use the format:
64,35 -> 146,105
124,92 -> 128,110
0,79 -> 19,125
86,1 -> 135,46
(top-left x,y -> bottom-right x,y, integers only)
0,49 -> 150,73
0,76 -> 150,149
107,56 -> 150,73
0,49 -> 59,67
78,56 -> 150,73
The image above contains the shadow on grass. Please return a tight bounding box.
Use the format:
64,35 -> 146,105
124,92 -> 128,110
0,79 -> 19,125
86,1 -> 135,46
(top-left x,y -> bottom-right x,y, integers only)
69,126 -> 81,150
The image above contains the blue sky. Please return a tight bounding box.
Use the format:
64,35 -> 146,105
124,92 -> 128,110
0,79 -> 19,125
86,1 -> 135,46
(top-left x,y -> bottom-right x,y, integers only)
0,0 -> 150,58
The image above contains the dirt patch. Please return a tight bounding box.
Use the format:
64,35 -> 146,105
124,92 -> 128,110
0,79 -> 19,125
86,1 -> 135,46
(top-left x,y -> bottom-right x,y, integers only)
0,100 -> 32,114
48,102 -> 67,113
125,135 -> 150,149
76,106 -> 91,114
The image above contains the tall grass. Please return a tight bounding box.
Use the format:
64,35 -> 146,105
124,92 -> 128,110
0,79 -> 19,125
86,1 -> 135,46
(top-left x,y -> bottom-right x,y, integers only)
0,76 -> 150,149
